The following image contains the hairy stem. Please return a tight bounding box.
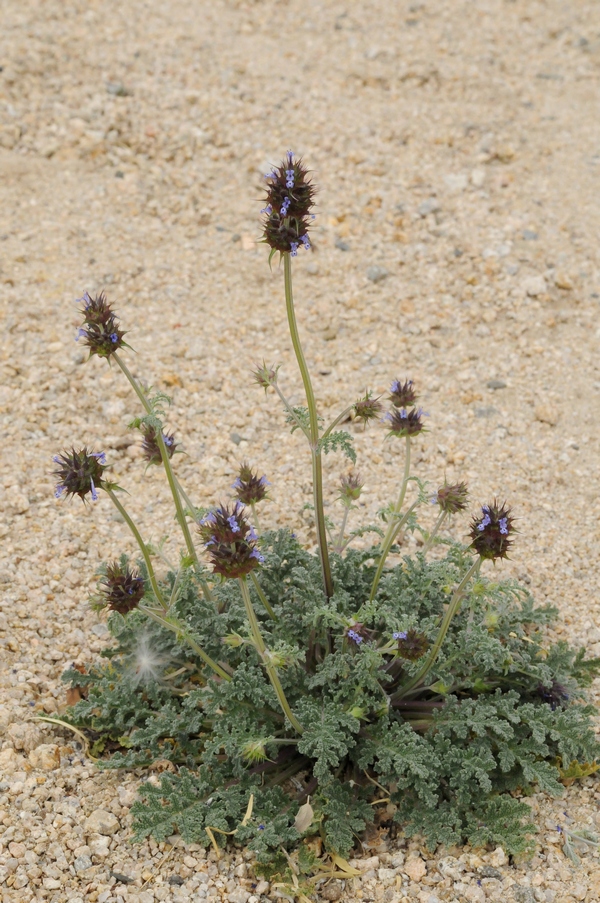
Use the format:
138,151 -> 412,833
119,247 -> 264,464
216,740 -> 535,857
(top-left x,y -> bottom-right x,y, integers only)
105,488 -> 166,610
283,253 -> 333,599
420,510 -> 447,556
392,557 -> 482,701
250,571 -> 277,620
334,506 -> 350,554
273,382 -> 311,440
239,577 -> 304,733
141,606 -> 232,682
322,405 -> 353,441
250,502 -> 262,535
369,437 -> 412,601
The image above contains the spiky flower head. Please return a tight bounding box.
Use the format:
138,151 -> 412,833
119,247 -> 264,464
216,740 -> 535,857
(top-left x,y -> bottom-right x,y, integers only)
469,500 -> 515,561
339,473 -> 363,507
97,560 -> 145,614
53,447 -> 108,502
141,424 -> 177,466
251,361 -> 280,392
75,291 -> 127,358
389,379 -> 417,408
260,151 -> 316,257
198,502 -> 264,578
394,628 -> 429,661
232,462 -> 270,506
384,407 -> 427,438
537,680 -> 569,710
352,391 -> 384,428
435,481 -> 469,515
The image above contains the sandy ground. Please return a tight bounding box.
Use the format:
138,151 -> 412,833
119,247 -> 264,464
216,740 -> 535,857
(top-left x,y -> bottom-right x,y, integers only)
1,0 -> 600,900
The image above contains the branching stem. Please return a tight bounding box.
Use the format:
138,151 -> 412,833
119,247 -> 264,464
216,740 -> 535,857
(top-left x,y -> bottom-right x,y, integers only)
105,488 -> 166,610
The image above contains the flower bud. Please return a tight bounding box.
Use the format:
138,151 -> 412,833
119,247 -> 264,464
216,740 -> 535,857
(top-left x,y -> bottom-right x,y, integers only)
339,473 -> 363,507
469,500 -> 515,561
260,151 -> 316,256
97,560 -> 145,614
198,502 -> 264,578
75,291 -> 127,359
141,425 -> 177,466
384,407 -> 427,438
434,481 -> 469,514
53,447 -> 108,503
352,391 -> 384,427
232,462 -> 270,506
389,379 -> 417,408
251,361 -> 280,392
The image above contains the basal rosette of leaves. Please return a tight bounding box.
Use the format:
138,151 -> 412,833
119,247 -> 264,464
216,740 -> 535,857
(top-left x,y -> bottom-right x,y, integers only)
55,154 -> 600,876
63,530 -> 600,861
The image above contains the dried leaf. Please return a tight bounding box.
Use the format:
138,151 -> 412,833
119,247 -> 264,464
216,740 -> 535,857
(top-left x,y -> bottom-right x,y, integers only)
294,800 -> 314,834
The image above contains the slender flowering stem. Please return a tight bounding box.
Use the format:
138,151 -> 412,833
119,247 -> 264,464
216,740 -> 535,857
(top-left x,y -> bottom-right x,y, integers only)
168,564 -> 183,610
334,506 -> 350,554
392,557 -> 482,701
283,253 -> 333,599
112,352 -> 203,584
141,606 -> 232,682
250,502 -> 262,535
369,436 -> 411,601
420,510 -> 448,556
272,382 -> 311,440
250,571 -> 277,620
239,577 -> 303,733
322,405 -> 354,441
105,488 -> 167,611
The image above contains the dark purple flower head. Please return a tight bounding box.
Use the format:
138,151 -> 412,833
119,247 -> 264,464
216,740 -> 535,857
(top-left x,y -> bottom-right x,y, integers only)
198,502 -> 264,578
537,680 -> 569,710
141,424 -> 177,467
469,500 -> 515,561
232,462 -> 270,506
75,291 -> 127,359
389,379 -> 417,408
352,391 -> 384,428
345,622 -> 371,646
435,481 -> 469,515
251,361 -> 280,392
384,407 -> 427,438
260,151 -> 316,256
97,560 -> 145,614
395,628 -> 429,661
339,472 -> 363,506
53,447 -> 108,503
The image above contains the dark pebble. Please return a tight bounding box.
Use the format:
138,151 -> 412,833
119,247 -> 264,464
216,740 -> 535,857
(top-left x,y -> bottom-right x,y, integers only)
168,875 -> 185,886
486,379 -> 507,390
335,238 -> 350,251
230,433 -> 243,445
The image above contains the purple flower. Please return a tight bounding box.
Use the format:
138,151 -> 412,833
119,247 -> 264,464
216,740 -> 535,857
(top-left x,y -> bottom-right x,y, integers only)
469,500 -> 515,561
389,379 -> 418,408
347,629 -> 363,645
393,631 -> 407,640
228,515 -> 241,533
290,242 -> 299,256
52,447 -> 108,504
198,502 -> 264,578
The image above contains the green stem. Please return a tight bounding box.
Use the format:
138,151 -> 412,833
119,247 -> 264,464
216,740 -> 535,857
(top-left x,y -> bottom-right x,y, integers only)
250,502 -> 262,535
112,352 -> 205,590
420,510 -> 447,556
250,571 -> 277,620
334,506 -> 350,554
392,557 -> 482,701
105,488 -> 167,610
283,253 -> 333,599
322,405 -> 353,441
169,565 -> 183,610
239,577 -> 304,734
369,436 -> 412,601
142,606 -> 232,682
273,382 -> 311,440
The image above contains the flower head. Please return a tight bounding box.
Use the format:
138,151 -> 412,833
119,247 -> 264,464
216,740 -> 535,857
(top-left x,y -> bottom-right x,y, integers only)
345,622 -> 370,646
339,473 -> 363,507
434,481 -> 469,515
260,151 -> 316,257
198,502 -> 264,578
352,391 -> 384,428
75,291 -> 127,359
251,361 -> 280,392
384,407 -> 427,438
232,462 -> 270,506
469,500 -> 515,561
537,680 -> 569,710
141,424 -> 178,467
395,628 -> 429,661
389,379 -> 417,408
53,447 -> 108,503
97,560 -> 145,614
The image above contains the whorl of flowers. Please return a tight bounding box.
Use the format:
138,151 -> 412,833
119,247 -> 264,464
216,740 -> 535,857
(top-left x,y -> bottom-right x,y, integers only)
198,502 -> 264,578
141,424 -> 177,466
469,500 -> 515,561
53,447 -> 108,503
537,680 -> 569,710
260,151 -> 316,257
232,463 -> 270,506
251,361 -> 280,392
98,560 -> 145,614
393,628 -> 429,661
384,407 -> 427,438
75,291 -> 127,358
389,379 -> 418,408
435,481 -> 469,515
352,391 -> 384,427
339,473 -> 363,507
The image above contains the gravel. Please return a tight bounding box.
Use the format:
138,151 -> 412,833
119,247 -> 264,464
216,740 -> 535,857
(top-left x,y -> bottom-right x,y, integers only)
1,0 -> 600,901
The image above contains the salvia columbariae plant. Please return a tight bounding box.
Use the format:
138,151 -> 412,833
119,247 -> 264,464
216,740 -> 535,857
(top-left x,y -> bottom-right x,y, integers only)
54,152 -> 600,880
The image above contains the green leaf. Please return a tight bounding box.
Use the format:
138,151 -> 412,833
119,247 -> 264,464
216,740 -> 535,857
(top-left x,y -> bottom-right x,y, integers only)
317,431 -> 356,464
